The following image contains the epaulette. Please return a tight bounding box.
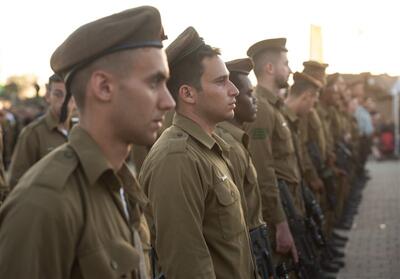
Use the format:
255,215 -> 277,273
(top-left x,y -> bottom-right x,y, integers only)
21,144 -> 79,190
167,131 -> 189,154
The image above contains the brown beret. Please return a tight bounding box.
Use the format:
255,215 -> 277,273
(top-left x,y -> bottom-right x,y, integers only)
51,6 -> 165,123
166,26 -> 205,68
51,6 -> 166,83
247,38 -> 287,59
293,72 -> 323,89
302,60 -> 329,86
225,58 -> 253,75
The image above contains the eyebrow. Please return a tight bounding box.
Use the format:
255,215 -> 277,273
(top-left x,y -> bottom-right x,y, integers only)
212,74 -> 229,82
149,71 -> 169,82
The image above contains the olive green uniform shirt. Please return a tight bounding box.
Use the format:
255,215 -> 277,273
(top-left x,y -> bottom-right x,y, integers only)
139,113 -> 255,279
8,111 -> 68,188
246,85 -> 297,224
216,121 -> 264,230
279,106 -> 306,215
298,108 -> 326,182
0,126 -> 151,279
316,103 -> 334,157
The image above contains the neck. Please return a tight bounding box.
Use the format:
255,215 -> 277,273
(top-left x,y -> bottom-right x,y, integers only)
177,109 -> 215,136
229,117 -> 243,129
79,114 -> 129,172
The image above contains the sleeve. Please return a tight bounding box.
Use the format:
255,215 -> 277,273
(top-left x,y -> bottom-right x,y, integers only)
8,127 -> 40,189
245,105 -> 286,225
0,189 -> 77,279
140,153 -> 216,279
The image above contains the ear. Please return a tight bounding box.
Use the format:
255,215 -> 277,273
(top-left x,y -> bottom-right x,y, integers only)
178,85 -> 196,105
89,70 -> 115,102
265,62 -> 274,75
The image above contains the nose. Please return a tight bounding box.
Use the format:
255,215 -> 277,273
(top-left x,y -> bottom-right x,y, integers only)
228,80 -> 239,97
159,86 -> 176,111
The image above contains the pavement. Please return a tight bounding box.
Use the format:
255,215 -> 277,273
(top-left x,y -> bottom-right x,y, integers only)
337,160 -> 400,279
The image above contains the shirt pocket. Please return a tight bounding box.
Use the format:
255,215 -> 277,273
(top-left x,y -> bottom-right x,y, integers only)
79,240 -> 140,279
274,121 -> 294,155
214,177 -> 245,239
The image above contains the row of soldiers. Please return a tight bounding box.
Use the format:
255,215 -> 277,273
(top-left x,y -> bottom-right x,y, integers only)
0,5 -> 371,279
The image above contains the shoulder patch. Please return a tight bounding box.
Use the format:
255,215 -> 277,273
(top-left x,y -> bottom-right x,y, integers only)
20,145 -> 79,190
251,128 -> 268,140
167,132 -> 189,153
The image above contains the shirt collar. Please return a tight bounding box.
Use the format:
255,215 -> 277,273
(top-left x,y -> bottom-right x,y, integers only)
44,111 -> 59,131
218,121 -> 249,148
69,125 -> 112,186
255,85 -> 282,107
173,113 -> 216,150
283,105 -> 299,124
173,113 -> 231,155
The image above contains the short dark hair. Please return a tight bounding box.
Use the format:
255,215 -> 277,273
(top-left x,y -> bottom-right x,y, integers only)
290,79 -> 319,97
167,44 -> 220,106
48,74 -> 63,86
69,49 -> 137,111
252,49 -> 283,78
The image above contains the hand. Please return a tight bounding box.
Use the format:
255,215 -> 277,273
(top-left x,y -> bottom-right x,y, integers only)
309,178 -> 324,193
326,152 -> 336,167
276,221 -> 298,263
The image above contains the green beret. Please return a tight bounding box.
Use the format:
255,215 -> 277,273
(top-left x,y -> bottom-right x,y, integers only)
247,38 -> 287,59
51,6 -> 166,83
302,60 -> 329,86
166,26 -> 205,68
293,72 -> 323,89
225,58 -> 253,75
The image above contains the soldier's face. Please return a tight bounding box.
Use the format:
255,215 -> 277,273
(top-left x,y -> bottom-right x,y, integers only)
46,81 -> 68,118
113,48 -> 175,145
274,52 -> 291,89
194,55 -> 239,125
233,74 -> 257,123
297,89 -> 318,116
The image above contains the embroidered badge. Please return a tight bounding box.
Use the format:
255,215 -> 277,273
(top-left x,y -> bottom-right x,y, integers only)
252,128 -> 268,140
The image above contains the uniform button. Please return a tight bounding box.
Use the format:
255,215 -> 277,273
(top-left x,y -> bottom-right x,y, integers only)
110,260 -> 118,270
230,191 -> 235,197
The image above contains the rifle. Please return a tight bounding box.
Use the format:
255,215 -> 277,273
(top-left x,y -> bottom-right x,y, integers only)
301,183 -> 327,249
151,248 -> 165,279
250,224 -> 276,279
277,180 -> 321,279
306,141 -> 337,209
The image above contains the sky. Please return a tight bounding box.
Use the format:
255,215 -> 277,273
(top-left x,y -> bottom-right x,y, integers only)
0,0 -> 399,84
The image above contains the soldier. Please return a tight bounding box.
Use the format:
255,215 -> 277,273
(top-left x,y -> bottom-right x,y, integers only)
8,74 -> 75,188
0,6 -> 174,279
216,58 -> 263,230
216,58 -> 274,278
139,27 -> 256,279
245,38 -> 298,264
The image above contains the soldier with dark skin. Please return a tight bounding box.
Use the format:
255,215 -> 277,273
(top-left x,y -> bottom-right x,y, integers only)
8,74 -> 75,189
216,58 -> 264,230
245,38 -> 299,264
139,27 -> 256,279
0,6 -> 175,279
